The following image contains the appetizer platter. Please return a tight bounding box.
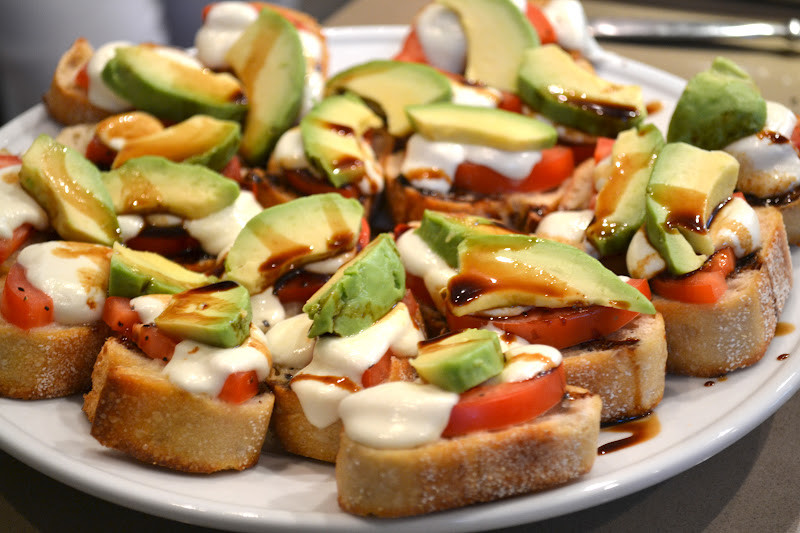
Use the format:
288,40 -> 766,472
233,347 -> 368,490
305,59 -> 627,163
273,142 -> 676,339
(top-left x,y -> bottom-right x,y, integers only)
1,2 -> 799,531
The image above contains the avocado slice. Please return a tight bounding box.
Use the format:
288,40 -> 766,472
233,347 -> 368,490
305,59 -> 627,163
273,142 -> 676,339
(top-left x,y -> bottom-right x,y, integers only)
406,103 -> 556,151
411,329 -> 504,393
112,115 -> 241,172
108,242 -> 217,298
416,210 -> 513,268
155,280 -> 252,348
447,233 -> 655,317
102,45 -> 247,123
224,193 -> 364,294
226,7 -> 306,165
325,60 -> 453,137
103,156 -> 240,219
303,234 -> 405,338
436,0 -> 538,91
300,93 -> 384,188
586,124 -> 664,256
20,134 -> 119,246
518,45 -> 647,137
644,142 -> 739,275
667,57 -> 767,150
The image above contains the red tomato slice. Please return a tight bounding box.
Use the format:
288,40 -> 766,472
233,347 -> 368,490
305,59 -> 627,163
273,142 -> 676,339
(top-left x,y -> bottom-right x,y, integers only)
133,323 -> 178,362
361,350 -> 392,388
273,270 -> 329,305
442,364 -> 566,437
497,91 -> 523,114
102,296 -> 140,337
220,154 -> 243,182
125,232 -> 203,259
593,137 -> 616,164
84,135 -> 117,168
283,170 -> 359,199
74,64 -> 90,90
393,27 -> 428,64
0,224 -> 33,265
651,247 -> 733,305
446,278 -> 650,349
405,272 -> 436,309
1,263 -> 54,330
357,217 -> 370,251
0,154 -> 22,168
218,371 -> 259,404
453,146 -> 574,195
525,3 -> 558,44
791,119 -> 800,151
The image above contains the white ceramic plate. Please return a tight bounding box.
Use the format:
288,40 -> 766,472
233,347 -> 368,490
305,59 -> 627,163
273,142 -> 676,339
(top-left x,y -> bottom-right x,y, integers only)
1,25 -> 799,533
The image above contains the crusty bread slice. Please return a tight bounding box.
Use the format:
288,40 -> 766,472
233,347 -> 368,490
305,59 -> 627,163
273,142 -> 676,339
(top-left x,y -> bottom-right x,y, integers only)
43,38 -> 112,126
335,385 -> 601,518
562,312 -> 667,423
775,200 -> 800,246
0,311 -> 110,400
86,337 -> 274,473
269,356 -> 416,463
655,206 -> 792,377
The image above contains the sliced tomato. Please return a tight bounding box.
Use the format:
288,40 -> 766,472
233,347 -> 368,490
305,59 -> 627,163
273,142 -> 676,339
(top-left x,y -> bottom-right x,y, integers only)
74,64 -> 90,90
791,119 -> 800,151
0,154 -> 22,168
525,3 -> 557,44
218,371 -> 259,404
1,263 -> 54,330
102,296 -> 140,337
405,272 -> 436,309
0,224 -> 33,265
446,278 -> 650,349
362,350 -> 392,388
84,135 -> 117,168
593,137 -> 616,163
651,247 -> 733,304
453,146 -> 574,195
284,170 -> 359,199
273,270 -> 329,305
220,154 -> 243,182
133,323 -> 178,362
357,217 -> 370,251
125,232 -> 203,258
442,365 -> 566,437
497,91 -> 523,114
393,27 -> 428,64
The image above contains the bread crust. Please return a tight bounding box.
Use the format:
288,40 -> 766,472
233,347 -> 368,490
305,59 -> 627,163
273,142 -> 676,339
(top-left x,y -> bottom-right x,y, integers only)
86,338 -> 274,473
43,38 -> 113,126
775,199 -> 800,245
562,313 -> 667,423
655,207 -> 792,376
335,386 -> 601,518
0,313 -> 110,400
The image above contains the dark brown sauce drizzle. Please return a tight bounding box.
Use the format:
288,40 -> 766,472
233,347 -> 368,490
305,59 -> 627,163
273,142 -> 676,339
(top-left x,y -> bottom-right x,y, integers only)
757,130 -> 790,145
645,101 -> 663,115
291,374 -> 360,393
551,89 -> 640,122
704,380 -> 716,387
744,184 -> 800,207
598,413 -> 661,455
778,353 -> 790,361
775,322 -> 795,336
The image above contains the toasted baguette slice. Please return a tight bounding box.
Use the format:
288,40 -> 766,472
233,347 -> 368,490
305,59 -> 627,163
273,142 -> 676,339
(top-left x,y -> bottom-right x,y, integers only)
85,337 -> 274,473
773,200 -> 800,246
0,311 -> 110,400
269,356 -> 416,463
655,206 -> 792,377
562,312 -> 667,423
335,386 -> 601,518
43,38 -> 113,125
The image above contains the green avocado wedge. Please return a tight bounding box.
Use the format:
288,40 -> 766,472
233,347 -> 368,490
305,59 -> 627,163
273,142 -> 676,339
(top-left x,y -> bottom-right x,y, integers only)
303,234 -> 405,338
415,210 -> 514,268
108,242 -> 217,298
102,45 -> 247,123
667,57 -> 766,150
586,124 -> 664,256
447,233 -> 655,317
155,280 -> 252,349
20,134 -> 119,246
226,7 -> 306,165
103,156 -> 240,219
325,60 -> 453,137
518,44 -> 646,136
411,329 -> 504,393
437,0 -> 538,91
224,193 -> 364,294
